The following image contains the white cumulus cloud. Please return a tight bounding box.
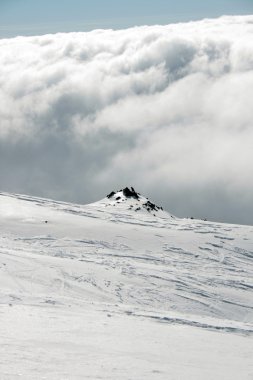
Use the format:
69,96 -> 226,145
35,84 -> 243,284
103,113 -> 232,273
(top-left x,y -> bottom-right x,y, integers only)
0,15 -> 253,224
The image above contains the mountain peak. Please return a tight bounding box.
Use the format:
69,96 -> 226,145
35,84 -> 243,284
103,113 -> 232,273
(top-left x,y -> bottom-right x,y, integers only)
101,187 -> 171,217
107,187 -> 140,200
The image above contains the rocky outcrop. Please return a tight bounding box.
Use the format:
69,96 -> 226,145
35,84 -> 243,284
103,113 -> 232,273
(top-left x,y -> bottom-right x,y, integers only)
106,187 -> 164,216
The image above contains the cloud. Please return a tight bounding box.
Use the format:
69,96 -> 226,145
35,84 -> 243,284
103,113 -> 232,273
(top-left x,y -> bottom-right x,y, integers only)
0,15 -> 253,224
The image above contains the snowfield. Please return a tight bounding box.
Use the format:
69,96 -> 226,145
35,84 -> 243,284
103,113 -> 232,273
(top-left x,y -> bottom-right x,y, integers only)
0,189 -> 253,379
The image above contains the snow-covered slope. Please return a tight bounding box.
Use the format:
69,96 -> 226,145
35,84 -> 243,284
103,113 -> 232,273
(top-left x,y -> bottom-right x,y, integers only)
0,189 -> 253,379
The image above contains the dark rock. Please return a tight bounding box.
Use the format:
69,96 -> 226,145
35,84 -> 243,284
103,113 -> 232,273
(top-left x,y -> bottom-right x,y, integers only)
143,200 -> 159,212
107,191 -> 116,199
106,187 -> 165,216
122,187 -> 139,199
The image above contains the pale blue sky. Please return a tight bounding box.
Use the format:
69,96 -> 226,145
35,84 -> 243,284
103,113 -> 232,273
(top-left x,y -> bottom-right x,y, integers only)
0,0 -> 252,37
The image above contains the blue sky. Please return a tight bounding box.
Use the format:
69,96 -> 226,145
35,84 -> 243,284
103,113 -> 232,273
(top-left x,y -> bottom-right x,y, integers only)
0,0 -> 252,37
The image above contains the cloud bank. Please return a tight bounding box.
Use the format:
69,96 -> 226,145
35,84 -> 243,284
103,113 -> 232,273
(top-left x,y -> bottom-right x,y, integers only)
0,15 -> 253,224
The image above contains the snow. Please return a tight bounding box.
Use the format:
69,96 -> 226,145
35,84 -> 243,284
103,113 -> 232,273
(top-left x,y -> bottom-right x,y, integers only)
0,190 -> 253,379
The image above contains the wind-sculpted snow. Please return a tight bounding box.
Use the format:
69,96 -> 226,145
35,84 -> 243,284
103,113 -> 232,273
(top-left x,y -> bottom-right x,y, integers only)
1,16 -> 253,224
1,191 -> 253,378
0,191 -> 252,330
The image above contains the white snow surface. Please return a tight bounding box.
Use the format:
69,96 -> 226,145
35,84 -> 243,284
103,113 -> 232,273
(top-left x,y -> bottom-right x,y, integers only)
0,190 -> 253,379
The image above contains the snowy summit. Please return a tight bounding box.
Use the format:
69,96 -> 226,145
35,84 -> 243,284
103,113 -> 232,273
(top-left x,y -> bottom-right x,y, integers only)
92,186 -> 171,218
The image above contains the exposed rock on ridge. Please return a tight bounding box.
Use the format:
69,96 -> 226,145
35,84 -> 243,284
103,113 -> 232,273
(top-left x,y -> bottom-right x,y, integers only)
106,187 -> 165,216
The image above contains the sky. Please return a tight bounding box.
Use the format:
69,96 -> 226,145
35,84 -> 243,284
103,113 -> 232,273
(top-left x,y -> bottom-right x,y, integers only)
0,3 -> 253,225
0,0 -> 252,37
